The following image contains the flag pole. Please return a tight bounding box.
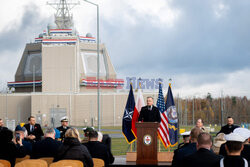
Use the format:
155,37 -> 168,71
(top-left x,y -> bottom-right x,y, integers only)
158,139 -> 161,152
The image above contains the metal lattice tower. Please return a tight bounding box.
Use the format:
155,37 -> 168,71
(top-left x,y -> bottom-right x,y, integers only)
47,0 -> 80,29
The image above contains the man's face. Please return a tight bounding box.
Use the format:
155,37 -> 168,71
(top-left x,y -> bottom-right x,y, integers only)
29,118 -> 36,125
61,121 -> 68,127
227,118 -> 234,125
0,120 -> 3,127
196,119 -> 203,128
147,98 -> 153,106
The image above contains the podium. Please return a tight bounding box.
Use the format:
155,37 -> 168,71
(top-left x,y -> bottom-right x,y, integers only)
136,122 -> 159,165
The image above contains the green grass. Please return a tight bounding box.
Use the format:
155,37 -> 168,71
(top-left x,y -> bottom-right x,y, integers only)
75,126 -> 222,155
111,138 -> 129,155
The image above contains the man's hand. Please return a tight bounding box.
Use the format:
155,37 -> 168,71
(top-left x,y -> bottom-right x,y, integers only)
27,135 -> 36,140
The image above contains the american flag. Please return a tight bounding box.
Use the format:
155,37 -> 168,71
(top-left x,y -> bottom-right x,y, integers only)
157,83 -> 170,148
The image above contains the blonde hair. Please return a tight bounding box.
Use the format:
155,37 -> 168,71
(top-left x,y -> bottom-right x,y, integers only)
65,128 -> 81,142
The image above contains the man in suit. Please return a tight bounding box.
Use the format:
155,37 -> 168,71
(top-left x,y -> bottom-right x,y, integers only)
24,116 -> 44,142
56,117 -> 71,141
181,132 -> 222,167
138,96 -> 161,123
217,116 -> 239,135
0,118 -> 8,131
172,127 -> 202,167
31,127 -> 62,159
83,130 -> 114,166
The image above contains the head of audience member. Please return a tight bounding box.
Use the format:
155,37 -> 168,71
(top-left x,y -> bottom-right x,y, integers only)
181,131 -> 190,144
233,128 -> 250,144
88,130 -> 98,141
227,116 -> 234,126
197,132 -> 212,150
0,128 -> 13,143
83,127 -> 95,137
28,116 -> 36,125
213,133 -> 226,147
97,132 -> 103,142
15,125 -> 27,140
225,133 -> 245,156
65,128 -> 81,142
45,127 -> 56,139
190,127 -> 202,143
147,96 -> 154,107
0,118 -> 4,127
60,117 -> 69,127
196,118 -> 204,128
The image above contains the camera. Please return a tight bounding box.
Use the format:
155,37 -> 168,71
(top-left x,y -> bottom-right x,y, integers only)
16,133 -> 20,142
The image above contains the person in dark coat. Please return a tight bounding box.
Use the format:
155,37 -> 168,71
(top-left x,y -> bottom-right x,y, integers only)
178,131 -> 190,149
181,132 -> 222,167
31,127 -> 62,159
56,117 -> 71,141
172,127 -> 202,167
15,125 -> 32,155
0,118 -> 8,131
54,128 -> 93,167
0,129 -> 26,167
138,97 -> 161,123
83,131 -> 114,166
219,127 -> 250,162
24,116 -> 44,142
217,117 -> 239,135
216,133 -> 248,167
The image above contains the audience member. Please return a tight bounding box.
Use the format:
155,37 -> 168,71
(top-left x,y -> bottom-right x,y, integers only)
216,133 -> 248,167
54,128 -> 93,167
24,116 -> 44,142
31,127 -> 62,159
182,132 -> 222,167
15,125 -> 32,155
0,118 -> 7,131
172,127 -> 202,167
83,131 -> 114,166
0,128 -> 26,167
212,133 -> 226,154
81,126 -> 95,143
178,131 -> 190,149
56,117 -> 70,141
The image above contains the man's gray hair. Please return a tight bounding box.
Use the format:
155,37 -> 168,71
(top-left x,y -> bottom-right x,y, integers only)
147,96 -> 154,100
45,127 -> 55,134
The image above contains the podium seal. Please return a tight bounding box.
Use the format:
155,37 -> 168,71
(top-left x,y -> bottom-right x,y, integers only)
143,135 -> 152,146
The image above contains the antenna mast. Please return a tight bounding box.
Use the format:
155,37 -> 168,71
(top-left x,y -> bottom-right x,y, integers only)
47,0 -> 80,29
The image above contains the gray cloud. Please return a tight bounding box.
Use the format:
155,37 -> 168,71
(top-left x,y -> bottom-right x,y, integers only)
101,0 -> 250,85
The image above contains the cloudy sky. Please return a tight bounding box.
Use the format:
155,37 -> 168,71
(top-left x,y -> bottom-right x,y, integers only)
0,0 -> 250,97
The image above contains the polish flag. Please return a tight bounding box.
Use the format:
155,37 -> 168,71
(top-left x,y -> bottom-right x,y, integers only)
131,88 -> 145,137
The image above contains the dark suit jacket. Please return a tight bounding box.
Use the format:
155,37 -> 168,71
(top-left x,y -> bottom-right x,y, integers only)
31,137 -> 62,159
24,123 -> 44,141
181,148 -> 222,167
83,141 -> 114,166
217,124 -> 239,135
138,106 -> 161,123
172,143 -> 197,167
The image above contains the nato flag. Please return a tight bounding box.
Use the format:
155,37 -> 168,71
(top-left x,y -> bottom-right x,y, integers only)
122,84 -> 136,143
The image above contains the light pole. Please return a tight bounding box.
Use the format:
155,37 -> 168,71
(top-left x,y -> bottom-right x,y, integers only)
83,0 -> 100,131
